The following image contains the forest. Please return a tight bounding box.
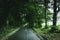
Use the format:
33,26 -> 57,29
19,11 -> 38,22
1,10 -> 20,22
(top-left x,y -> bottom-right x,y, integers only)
0,0 -> 60,40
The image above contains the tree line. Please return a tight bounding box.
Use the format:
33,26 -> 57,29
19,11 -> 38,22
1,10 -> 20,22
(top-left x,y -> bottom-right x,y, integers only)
0,0 -> 60,32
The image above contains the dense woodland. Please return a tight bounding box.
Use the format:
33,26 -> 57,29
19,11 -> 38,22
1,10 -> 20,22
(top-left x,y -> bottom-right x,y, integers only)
0,0 -> 60,40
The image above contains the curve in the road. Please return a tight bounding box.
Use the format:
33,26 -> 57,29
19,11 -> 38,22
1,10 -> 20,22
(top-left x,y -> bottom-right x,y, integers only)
7,28 -> 44,40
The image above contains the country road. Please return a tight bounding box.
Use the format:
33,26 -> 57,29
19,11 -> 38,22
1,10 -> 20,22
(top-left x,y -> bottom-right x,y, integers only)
7,28 -> 44,40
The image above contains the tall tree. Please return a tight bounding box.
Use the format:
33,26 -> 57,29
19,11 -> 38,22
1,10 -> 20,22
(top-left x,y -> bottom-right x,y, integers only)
50,0 -> 58,32
52,0 -> 57,29
44,0 -> 48,28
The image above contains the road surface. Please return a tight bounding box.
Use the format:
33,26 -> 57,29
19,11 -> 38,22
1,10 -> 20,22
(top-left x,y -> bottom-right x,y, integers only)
7,28 -> 44,40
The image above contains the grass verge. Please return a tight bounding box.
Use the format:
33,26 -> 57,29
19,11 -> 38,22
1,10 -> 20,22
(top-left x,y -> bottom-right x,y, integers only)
0,27 -> 20,40
34,27 -> 60,40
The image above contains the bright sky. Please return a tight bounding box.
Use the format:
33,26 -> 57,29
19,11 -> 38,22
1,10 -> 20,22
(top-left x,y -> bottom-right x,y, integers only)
48,8 -> 60,25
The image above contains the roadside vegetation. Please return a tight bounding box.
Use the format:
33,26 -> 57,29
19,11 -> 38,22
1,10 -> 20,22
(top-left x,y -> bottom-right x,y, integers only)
0,0 -> 60,40
0,26 -> 20,40
34,25 -> 60,40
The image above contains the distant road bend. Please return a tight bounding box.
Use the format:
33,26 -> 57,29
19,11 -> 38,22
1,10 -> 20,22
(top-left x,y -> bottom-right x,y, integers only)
7,28 -> 46,40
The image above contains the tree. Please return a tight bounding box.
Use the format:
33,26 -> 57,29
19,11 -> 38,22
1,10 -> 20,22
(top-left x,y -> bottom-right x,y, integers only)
44,0 -> 48,28
50,0 -> 58,32
53,0 -> 57,26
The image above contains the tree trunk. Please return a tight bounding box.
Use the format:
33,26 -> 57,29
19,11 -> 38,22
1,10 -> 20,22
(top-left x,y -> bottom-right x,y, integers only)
53,0 -> 57,26
44,0 -> 48,28
50,0 -> 57,32
37,17 -> 42,28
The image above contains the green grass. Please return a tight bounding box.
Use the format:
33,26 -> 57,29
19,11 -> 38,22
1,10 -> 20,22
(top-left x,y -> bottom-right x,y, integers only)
0,25 -> 60,40
34,26 -> 60,40
0,27 -> 20,40
57,25 -> 60,30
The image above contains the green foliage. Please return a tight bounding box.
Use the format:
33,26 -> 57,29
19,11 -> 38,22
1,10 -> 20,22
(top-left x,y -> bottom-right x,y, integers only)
34,25 -> 60,40
0,0 -> 56,29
